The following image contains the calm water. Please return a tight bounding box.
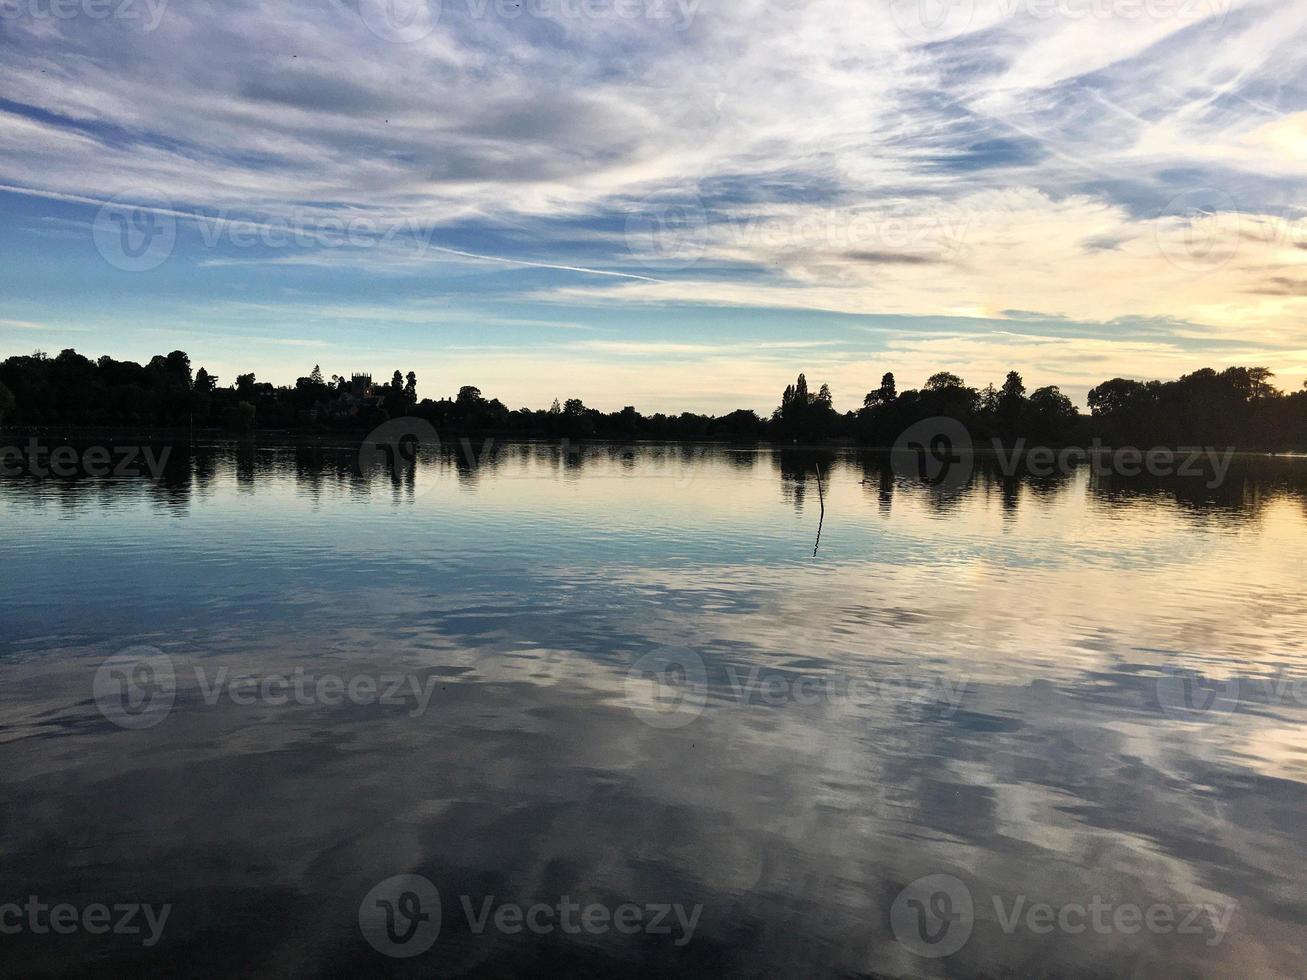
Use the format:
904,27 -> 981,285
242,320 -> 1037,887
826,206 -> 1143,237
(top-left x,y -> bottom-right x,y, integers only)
2,440 -> 1307,977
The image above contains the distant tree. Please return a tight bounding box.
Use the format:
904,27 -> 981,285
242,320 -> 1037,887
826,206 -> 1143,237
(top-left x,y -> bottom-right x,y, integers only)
4,344 -> 1304,448
863,372 -> 896,409
226,400 -> 256,432
146,350 -> 192,390
1028,385 -> 1073,416
916,372 -> 980,421
615,405 -> 641,434
925,372 -> 965,392
774,372 -> 837,441
191,367 -> 217,423
1027,385 -> 1078,441
1221,366 -> 1276,401
857,372 -> 901,444
1087,378 -> 1148,417
997,370 -> 1027,433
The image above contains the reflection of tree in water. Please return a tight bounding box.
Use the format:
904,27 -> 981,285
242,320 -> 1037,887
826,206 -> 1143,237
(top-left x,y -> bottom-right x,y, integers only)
235,440 -> 256,492
856,453 -> 895,516
450,437 -> 501,489
5,442 -> 1307,530
775,448 -> 836,513
294,446 -> 327,499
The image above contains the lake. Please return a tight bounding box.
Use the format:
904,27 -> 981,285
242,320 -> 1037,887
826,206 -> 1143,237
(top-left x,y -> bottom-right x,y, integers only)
2,439 -> 1305,977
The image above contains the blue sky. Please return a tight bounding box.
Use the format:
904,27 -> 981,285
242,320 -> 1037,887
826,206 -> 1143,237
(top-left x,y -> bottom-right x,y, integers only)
2,0 -> 1305,412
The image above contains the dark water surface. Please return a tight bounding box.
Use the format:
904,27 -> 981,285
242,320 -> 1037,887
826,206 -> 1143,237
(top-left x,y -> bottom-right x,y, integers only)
2,441 -> 1306,977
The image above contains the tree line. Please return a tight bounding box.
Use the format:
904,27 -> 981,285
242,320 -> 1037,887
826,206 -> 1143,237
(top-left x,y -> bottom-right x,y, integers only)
2,348 -> 1305,449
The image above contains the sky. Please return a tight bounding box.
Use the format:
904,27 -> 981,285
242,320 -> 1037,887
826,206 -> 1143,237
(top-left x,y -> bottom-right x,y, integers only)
1,0 -> 1305,414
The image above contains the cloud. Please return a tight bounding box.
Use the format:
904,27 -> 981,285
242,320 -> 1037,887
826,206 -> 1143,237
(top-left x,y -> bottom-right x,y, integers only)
1,0 -> 1306,401
842,250 -> 946,266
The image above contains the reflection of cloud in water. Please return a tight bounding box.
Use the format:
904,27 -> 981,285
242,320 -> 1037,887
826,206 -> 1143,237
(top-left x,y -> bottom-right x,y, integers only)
1,444 -> 1306,974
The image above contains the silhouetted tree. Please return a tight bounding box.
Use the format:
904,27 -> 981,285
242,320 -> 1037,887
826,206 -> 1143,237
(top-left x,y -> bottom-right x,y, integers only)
3,345 -> 1304,449
1027,385 -> 1077,441
226,400 -> 256,432
774,372 -> 838,441
864,372 -> 896,409
996,370 -> 1027,435
925,372 -> 964,391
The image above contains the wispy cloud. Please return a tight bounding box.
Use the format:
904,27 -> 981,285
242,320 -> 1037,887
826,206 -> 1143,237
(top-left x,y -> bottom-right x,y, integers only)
1,0 -> 1306,401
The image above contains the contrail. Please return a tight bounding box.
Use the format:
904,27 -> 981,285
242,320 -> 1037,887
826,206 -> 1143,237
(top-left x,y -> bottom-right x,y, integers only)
0,183 -> 667,283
